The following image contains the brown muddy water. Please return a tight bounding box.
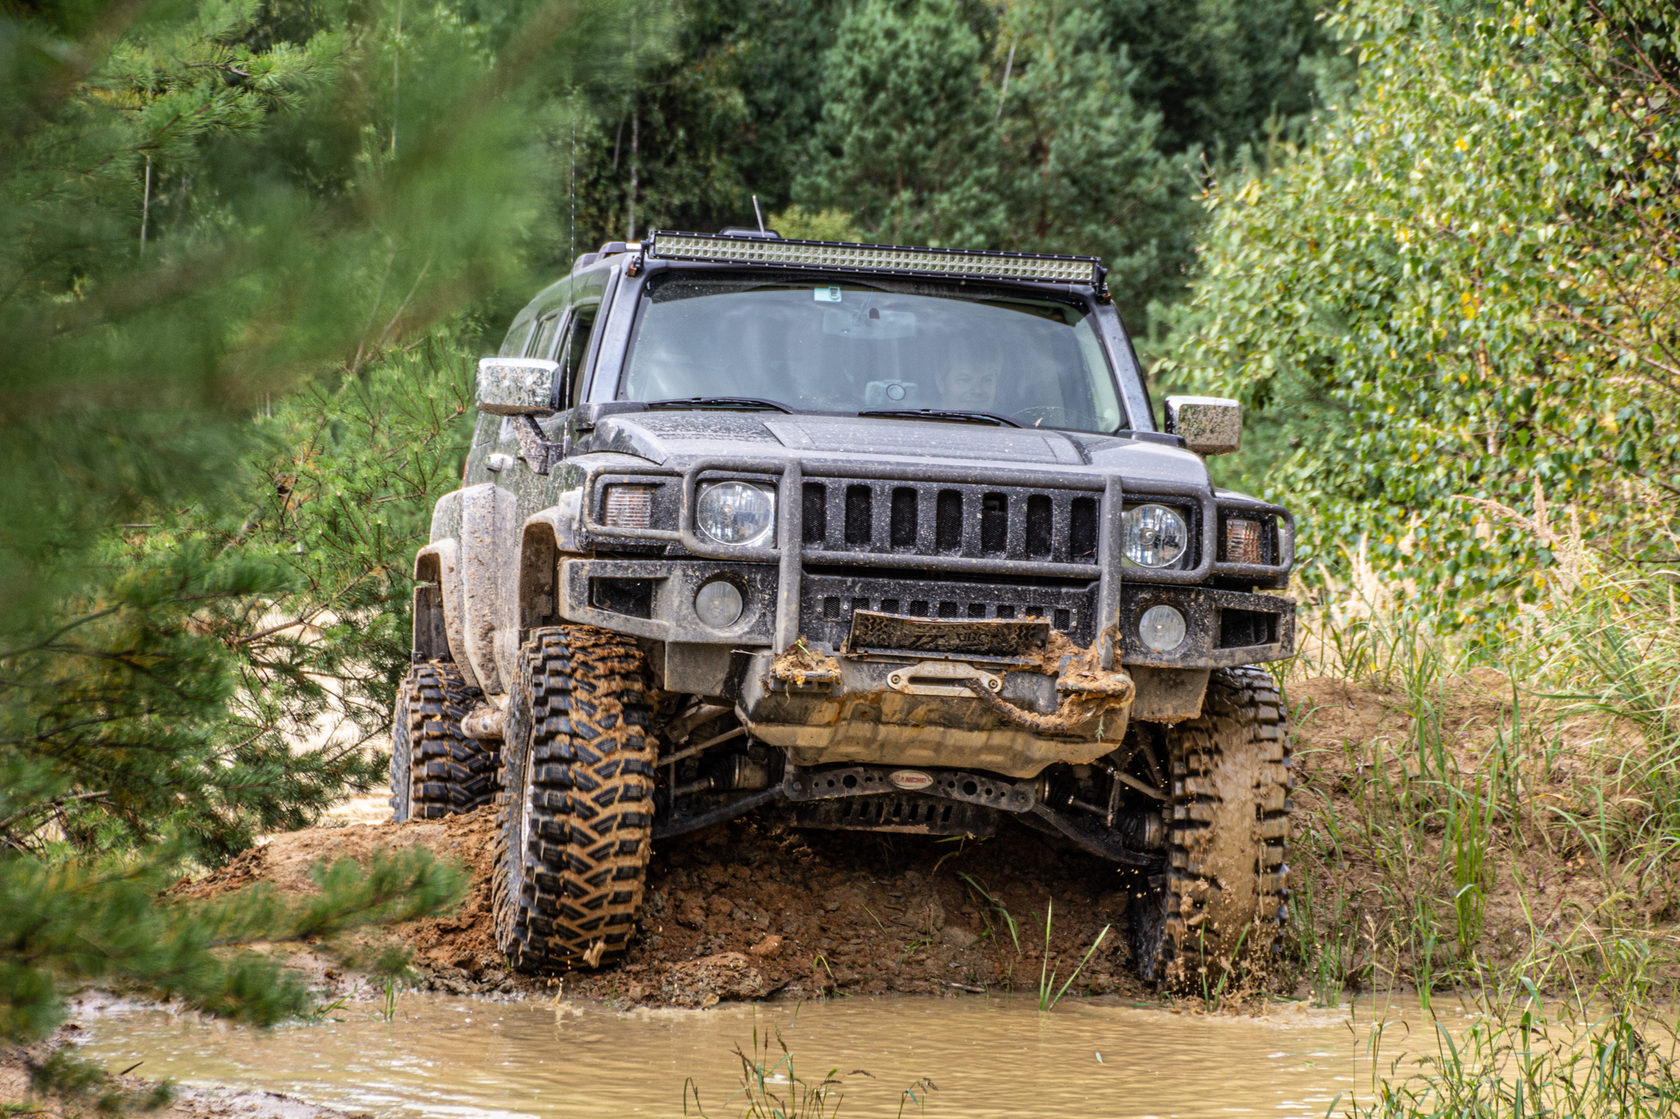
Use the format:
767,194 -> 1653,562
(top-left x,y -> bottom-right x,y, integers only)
73,992 -> 1469,1118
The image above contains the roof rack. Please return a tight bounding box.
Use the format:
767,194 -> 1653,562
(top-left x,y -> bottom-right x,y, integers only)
647,230 -> 1105,288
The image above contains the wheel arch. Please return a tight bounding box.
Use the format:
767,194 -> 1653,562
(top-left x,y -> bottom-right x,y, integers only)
516,492 -> 585,645
414,539 -> 475,688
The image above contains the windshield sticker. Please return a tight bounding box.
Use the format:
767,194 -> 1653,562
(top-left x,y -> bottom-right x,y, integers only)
814,286 -> 842,303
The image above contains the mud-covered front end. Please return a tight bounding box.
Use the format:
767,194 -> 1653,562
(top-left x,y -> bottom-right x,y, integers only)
535,410 -> 1293,852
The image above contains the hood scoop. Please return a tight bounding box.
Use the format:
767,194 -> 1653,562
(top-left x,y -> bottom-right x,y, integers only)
763,417 -> 1086,465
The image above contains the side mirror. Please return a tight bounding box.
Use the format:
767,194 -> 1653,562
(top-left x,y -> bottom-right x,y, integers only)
477,357 -> 560,416
1163,395 -> 1242,456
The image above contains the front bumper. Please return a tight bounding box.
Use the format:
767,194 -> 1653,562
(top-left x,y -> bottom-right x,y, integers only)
560,455 -> 1295,674
558,554 -> 1294,673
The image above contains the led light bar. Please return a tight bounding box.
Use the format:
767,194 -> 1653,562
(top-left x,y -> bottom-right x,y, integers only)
649,231 -> 1103,286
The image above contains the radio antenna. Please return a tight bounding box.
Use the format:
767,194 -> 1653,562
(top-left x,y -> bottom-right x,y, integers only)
752,195 -> 766,234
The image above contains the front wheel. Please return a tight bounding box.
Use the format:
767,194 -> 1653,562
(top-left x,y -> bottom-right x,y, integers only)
493,625 -> 658,971
1129,666 -> 1291,993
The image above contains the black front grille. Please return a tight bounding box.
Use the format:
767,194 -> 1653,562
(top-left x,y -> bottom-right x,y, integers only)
800,571 -> 1097,649
800,478 -> 1103,565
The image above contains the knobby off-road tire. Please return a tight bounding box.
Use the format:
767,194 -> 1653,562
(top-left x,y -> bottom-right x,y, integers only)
1129,665 -> 1291,993
390,661 -> 496,822
493,625 -> 658,971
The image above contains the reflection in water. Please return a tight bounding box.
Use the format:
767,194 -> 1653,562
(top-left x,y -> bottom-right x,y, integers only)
74,993 -> 1467,1118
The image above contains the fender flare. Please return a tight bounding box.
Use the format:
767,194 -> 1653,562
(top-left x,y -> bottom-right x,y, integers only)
414,539 -> 475,690
517,490 -> 584,641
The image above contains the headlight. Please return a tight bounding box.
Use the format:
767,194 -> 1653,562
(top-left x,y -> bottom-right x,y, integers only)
695,481 -> 776,547
1121,503 -> 1188,568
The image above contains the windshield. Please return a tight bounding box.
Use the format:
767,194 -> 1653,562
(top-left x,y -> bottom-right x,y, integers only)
619,274 -> 1125,433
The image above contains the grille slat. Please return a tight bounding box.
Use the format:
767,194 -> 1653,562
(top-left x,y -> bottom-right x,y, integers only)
870,482 -> 894,551
1006,494 -> 1027,559
1050,497 -> 1073,564
960,497 -> 983,557
825,484 -> 847,551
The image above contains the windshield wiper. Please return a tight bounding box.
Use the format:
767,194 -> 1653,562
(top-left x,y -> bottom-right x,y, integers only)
641,396 -> 794,413
857,408 -> 1021,428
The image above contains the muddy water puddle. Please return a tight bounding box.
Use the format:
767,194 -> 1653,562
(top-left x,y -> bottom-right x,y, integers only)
76,992 -> 1464,1118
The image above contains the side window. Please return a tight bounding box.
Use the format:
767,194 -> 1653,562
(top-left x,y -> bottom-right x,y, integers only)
528,312 -> 563,360
562,303 -> 599,407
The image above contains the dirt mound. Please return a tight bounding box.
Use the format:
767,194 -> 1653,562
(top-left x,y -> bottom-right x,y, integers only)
184,805 -> 1141,1006
177,670 -> 1653,1007
1283,672 -> 1664,994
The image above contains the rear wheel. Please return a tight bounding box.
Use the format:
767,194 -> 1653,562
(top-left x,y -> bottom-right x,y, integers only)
390,661 -> 495,821
1129,666 -> 1291,993
493,625 -> 658,971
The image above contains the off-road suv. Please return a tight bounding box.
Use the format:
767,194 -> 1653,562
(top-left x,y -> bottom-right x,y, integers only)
390,230 -> 1296,989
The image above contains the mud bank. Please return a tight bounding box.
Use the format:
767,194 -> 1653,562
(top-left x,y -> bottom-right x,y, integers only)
175,673 -> 1669,1009
184,802 -> 1141,1008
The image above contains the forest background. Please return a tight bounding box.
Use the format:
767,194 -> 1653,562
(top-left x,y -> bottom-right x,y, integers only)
3,0 -> 1677,1096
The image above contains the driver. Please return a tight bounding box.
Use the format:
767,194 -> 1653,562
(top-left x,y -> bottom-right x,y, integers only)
934,335 -> 1003,411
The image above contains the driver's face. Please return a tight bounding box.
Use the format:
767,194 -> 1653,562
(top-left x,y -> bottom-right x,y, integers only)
939,367 -> 999,409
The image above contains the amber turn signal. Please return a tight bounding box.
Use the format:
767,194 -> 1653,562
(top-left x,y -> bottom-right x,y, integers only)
1223,517 -> 1267,565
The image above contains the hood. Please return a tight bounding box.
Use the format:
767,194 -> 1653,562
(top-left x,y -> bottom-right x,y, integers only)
583,409 -> 1206,486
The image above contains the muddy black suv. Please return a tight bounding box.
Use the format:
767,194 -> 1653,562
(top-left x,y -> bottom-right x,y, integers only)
390,230 -> 1296,989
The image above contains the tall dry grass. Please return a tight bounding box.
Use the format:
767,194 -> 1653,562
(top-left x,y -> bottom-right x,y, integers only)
1282,504 -> 1680,1009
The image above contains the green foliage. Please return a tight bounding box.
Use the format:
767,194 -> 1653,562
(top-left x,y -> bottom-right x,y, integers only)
769,206 -> 864,242
1342,990 -> 1680,1118
0,0 -> 612,862
683,1023 -> 938,1119
0,0 -> 619,1084
551,0 -> 1331,328
561,0 -> 836,261
1168,0 -> 1680,619
800,0 -> 1004,248
794,0 -> 1329,327
1034,900 -> 1110,1011
0,848 -> 463,1044
1098,0 -> 1335,158
991,0 -> 1199,324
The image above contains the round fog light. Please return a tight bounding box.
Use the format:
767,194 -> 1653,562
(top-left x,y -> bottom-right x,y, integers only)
1139,604 -> 1187,652
695,579 -> 744,629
